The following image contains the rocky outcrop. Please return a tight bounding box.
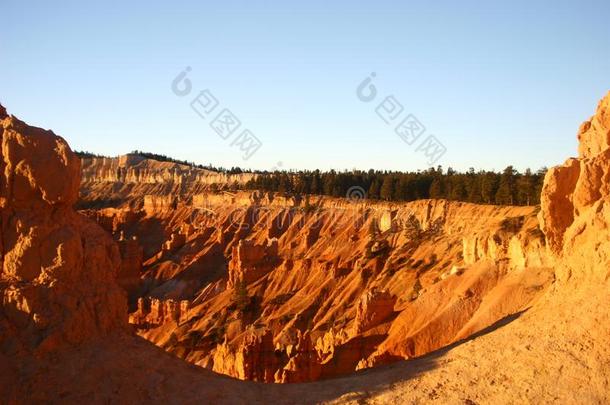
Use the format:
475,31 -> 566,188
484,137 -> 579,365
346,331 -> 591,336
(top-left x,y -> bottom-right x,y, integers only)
115,232 -> 144,299
117,232 -> 143,279
353,289 -> 396,334
378,210 -> 396,232
212,328 -> 280,382
163,232 -> 187,252
144,195 -> 177,215
81,208 -> 142,234
540,91 -> 610,256
577,91 -> 610,158
462,215 -> 549,269
130,297 -> 190,327
276,330 -> 322,383
538,159 -> 581,253
0,105 -> 127,354
80,154 -> 256,187
227,239 -> 279,288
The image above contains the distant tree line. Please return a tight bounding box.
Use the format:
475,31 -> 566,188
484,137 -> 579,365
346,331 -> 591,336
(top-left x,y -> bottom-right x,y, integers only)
75,150 -> 547,206
75,150 -> 109,159
245,166 -> 547,206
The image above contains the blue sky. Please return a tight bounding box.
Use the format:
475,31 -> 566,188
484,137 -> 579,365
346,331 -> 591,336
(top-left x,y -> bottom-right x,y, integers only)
2,0 -> 609,171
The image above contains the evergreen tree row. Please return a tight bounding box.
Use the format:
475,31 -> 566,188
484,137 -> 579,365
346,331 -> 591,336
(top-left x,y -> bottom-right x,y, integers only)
76,150 -> 546,206
245,166 -> 547,206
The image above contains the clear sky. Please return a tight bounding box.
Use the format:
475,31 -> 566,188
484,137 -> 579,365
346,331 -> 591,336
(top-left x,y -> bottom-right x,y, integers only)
2,0 -> 609,172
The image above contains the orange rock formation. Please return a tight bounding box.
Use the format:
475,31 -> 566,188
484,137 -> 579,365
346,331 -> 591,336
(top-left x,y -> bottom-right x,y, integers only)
78,154 -> 555,382
1,92 -> 609,403
0,109 -> 127,357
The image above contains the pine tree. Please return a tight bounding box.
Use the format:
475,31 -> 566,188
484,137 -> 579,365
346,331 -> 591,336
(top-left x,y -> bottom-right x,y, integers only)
311,172 -> 321,194
534,167 -> 548,205
429,177 -> 444,199
380,176 -> 395,200
466,169 -> 483,203
449,177 -> 467,201
240,165 -> 545,206
368,178 -> 381,200
495,166 -> 517,205
517,168 -> 535,205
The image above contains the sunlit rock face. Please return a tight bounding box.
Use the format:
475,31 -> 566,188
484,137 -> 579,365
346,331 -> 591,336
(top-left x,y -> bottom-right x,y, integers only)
577,91 -> 610,159
0,105 -> 127,355
540,91 -> 610,260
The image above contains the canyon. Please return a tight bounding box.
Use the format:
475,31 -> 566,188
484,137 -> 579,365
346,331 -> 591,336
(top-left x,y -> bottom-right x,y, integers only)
0,92 -> 609,403
79,155 -> 554,383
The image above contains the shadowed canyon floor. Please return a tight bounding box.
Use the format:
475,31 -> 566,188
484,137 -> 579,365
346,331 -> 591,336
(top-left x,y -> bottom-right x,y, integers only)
1,92 -> 610,403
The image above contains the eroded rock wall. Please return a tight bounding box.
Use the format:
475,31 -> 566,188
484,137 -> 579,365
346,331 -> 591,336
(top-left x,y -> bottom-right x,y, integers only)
111,189 -> 553,382
540,91 -> 610,278
0,106 -> 127,355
